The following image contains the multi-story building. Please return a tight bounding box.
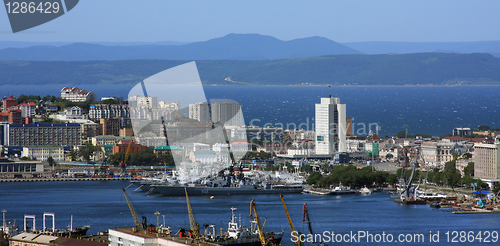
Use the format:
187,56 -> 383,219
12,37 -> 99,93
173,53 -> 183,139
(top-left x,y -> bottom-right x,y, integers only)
2,123 -> 81,147
2,96 -> 17,112
89,104 -> 129,120
0,158 -> 45,179
159,100 -> 179,110
60,87 -> 97,102
211,100 -> 243,126
129,95 -> 158,108
22,146 -> 65,161
18,102 -> 36,118
81,122 -> 100,139
112,142 -> 146,155
473,140 -> 500,188
453,127 -> 472,137
0,109 -> 22,124
91,135 -> 117,146
315,97 -> 346,154
99,118 -> 120,136
189,102 -> 211,122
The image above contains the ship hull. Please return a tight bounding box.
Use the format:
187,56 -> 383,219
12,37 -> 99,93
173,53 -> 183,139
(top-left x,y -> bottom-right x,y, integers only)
152,185 -> 302,196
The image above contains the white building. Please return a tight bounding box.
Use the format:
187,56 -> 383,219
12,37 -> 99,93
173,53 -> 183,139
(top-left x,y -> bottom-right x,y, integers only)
60,87 -> 97,102
473,139 -> 500,188
18,102 -> 36,118
22,146 -> 65,161
189,102 -> 211,122
315,97 -> 346,154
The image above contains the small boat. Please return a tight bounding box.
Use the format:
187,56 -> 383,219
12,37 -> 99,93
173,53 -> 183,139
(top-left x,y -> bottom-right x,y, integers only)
359,186 -> 372,195
329,182 -> 356,195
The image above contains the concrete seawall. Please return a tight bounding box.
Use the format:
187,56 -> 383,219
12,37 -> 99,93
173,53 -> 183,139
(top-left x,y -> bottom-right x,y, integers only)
0,177 -> 139,182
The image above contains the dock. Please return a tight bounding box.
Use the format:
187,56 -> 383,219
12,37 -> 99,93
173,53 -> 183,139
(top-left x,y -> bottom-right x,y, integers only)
0,177 -> 138,182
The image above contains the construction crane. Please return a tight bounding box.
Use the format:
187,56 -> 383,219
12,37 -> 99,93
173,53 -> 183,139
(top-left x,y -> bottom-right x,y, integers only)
249,199 -> 266,246
303,203 -> 321,246
121,187 -> 142,231
280,194 -> 300,246
120,136 -> 133,170
184,187 -> 200,238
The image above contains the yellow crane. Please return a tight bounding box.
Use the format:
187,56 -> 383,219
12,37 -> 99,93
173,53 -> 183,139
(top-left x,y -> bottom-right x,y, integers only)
184,187 -> 200,238
249,199 -> 266,246
121,187 -> 142,231
120,136 -> 133,169
280,194 -> 301,246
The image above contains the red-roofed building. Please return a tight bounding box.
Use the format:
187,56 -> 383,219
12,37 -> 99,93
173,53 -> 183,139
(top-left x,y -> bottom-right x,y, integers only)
61,87 -> 97,102
2,96 -> 17,112
0,109 -> 22,124
112,142 -> 147,155
18,101 -> 36,117
442,136 -> 467,143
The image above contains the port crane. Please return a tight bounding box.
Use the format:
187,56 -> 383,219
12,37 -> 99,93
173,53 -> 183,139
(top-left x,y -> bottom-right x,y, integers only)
399,147 -> 422,200
279,194 -> 301,246
121,187 -> 142,231
303,203 -> 323,246
184,187 -> 200,238
249,199 -> 267,246
120,136 -> 133,170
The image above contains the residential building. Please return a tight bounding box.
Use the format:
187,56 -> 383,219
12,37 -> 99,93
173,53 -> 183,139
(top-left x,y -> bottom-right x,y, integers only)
119,128 -> 134,137
129,95 -> 158,108
91,135 -> 117,146
159,100 -> 180,110
89,104 -> 129,120
453,127 -> 472,137
473,140 -> 500,187
22,146 -> 65,161
0,108 -> 22,124
315,97 -> 347,154
211,100 -> 243,126
60,87 -> 97,102
2,96 -> 17,112
81,121 -> 100,138
18,101 -> 36,118
101,96 -> 123,103
99,118 -> 120,136
189,102 -> 211,122
4,123 -> 82,147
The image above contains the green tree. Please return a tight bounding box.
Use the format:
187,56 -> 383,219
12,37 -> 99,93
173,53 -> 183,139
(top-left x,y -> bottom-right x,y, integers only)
78,142 -> 94,163
47,156 -> 55,167
464,162 -> 474,177
385,153 -> 394,160
306,172 -> 323,185
477,125 -> 490,131
386,174 -> 398,186
68,149 -> 78,161
462,152 -> 472,159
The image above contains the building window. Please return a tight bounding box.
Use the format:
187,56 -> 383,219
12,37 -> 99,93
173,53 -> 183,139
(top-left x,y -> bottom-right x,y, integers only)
317,136 -> 324,141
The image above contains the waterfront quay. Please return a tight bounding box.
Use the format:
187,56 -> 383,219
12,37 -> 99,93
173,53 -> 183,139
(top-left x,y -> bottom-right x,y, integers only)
0,176 -> 138,182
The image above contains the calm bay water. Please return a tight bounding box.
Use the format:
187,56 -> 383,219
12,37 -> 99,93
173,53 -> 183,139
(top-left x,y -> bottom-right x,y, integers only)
1,180 -> 500,245
1,85 -> 500,137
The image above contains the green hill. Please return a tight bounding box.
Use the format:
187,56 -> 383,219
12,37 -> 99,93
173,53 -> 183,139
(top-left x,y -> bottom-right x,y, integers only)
1,53 -> 499,86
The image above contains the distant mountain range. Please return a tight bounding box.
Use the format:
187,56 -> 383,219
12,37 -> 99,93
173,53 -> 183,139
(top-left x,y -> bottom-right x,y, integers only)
343,41 -> 500,57
0,34 -> 362,61
1,53 -> 500,86
1,34 -> 500,61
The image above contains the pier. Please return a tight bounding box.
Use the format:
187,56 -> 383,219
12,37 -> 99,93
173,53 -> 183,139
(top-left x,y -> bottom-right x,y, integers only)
0,177 -> 138,182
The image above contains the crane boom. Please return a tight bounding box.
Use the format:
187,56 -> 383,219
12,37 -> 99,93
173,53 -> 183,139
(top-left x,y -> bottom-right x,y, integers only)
280,194 -> 300,246
184,187 -> 200,238
303,203 -> 315,246
249,199 -> 266,246
121,187 -> 142,230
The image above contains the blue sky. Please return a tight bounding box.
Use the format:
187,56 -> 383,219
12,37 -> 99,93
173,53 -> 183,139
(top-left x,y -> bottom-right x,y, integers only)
1,0 -> 499,43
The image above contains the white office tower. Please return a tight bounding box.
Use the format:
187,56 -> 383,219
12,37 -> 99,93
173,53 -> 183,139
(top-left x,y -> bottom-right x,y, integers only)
315,97 -> 346,154
189,102 -> 211,122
